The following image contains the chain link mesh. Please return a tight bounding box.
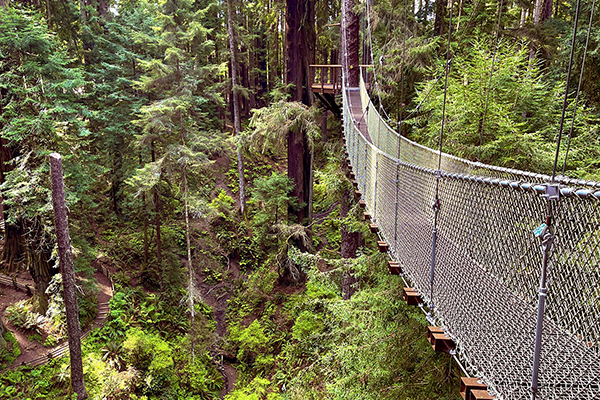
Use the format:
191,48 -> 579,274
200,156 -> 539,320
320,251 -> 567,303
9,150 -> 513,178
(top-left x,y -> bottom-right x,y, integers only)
341,78 -> 600,399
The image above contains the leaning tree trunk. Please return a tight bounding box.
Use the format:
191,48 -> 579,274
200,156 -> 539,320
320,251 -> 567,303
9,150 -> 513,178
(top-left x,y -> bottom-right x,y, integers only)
50,153 -> 88,400
227,0 -> 246,215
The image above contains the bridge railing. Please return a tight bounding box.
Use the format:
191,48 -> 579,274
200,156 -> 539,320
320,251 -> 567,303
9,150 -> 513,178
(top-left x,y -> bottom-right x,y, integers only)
310,65 -> 342,95
342,72 -> 600,400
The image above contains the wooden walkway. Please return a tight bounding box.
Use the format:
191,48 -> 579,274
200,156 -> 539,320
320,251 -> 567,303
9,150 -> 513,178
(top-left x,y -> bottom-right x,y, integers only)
346,87 -> 372,143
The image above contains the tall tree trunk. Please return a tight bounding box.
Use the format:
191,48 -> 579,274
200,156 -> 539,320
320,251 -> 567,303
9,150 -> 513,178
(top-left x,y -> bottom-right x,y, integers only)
0,139 -> 25,273
151,142 -> 162,280
541,0 -> 552,21
342,0 -> 360,87
227,0 -> 246,215
50,153 -> 88,400
179,117 -> 195,362
434,0 -> 446,35
26,238 -> 55,315
286,0 -> 315,229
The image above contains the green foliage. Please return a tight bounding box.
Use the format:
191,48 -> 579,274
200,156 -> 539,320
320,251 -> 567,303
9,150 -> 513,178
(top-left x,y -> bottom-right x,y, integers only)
291,311 -> 324,341
228,320 -> 271,364
409,39 -> 562,170
243,101 -> 321,154
0,332 -> 21,369
277,252 -> 461,400
5,300 -> 46,335
224,376 -> 282,400
122,327 -> 176,394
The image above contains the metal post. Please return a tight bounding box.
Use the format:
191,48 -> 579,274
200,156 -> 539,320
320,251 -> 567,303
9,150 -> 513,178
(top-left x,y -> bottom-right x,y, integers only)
531,185 -> 558,400
393,162 -> 400,251
429,194 -> 441,311
531,230 -> 553,399
363,143 -> 368,203
373,156 -> 378,222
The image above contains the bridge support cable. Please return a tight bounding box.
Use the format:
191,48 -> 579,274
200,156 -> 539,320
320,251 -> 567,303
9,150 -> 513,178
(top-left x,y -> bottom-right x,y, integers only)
531,0 -> 582,398
479,0 -> 504,163
562,0 -> 596,176
428,0 -> 454,317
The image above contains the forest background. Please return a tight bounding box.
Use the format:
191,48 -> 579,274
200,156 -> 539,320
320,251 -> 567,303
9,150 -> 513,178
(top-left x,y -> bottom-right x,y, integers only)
0,0 -> 598,398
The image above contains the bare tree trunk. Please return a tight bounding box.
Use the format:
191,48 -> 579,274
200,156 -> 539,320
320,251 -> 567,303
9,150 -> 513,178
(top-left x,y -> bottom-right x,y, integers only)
150,142 -> 162,281
49,153 -> 88,400
228,0 -> 246,215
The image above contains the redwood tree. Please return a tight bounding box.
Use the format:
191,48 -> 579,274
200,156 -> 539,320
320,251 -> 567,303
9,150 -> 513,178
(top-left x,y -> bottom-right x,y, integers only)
285,0 -> 315,228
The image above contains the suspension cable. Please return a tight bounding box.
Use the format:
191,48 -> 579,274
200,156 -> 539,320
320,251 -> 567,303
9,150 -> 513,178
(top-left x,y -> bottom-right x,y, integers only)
531,1 -> 581,398
551,0 -> 581,182
428,0 -> 454,318
479,0 -> 504,162
562,0 -> 596,176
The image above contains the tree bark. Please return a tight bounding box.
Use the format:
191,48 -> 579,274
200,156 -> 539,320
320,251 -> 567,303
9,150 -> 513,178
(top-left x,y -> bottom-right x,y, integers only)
0,139 -> 25,273
342,0 -> 360,86
227,0 -> 246,215
434,0 -> 446,35
541,0 -> 552,22
49,153 -> 88,400
286,0 -> 315,228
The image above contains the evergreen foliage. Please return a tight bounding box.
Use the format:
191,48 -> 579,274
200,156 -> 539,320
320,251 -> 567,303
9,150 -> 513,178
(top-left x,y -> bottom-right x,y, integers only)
0,0 -> 598,398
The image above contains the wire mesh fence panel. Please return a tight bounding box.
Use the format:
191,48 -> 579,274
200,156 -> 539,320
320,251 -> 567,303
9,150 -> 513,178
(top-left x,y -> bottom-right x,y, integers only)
342,77 -> 600,399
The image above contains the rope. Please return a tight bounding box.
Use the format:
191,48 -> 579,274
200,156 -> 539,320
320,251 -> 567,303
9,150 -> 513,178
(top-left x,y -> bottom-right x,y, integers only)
561,0 -> 596,176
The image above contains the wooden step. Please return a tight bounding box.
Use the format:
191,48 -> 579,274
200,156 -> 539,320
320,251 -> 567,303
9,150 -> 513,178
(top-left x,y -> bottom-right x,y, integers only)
358,200 -> 366,209
470,389 -> 495,400
460,377 -> 488,400
377,241 -> 389,253
387,261 -> 402,275
427,326 -> 444,343
354,190 -> 361,200
402,287 -> 421,305
369,224 -> 379,233
430,332 -> 455,354
363,212 -> 371,221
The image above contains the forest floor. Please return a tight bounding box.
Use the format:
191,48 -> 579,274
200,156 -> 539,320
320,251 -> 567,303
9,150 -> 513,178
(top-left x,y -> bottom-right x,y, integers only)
0,268 -> 112,369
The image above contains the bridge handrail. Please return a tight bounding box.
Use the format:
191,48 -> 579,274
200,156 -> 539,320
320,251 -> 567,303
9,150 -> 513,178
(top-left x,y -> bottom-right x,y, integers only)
342,67 -> 600,400
358,72 -> 600,189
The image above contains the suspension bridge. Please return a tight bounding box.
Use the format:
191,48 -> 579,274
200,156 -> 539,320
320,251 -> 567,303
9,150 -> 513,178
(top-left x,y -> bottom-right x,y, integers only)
311,63 -> 600,399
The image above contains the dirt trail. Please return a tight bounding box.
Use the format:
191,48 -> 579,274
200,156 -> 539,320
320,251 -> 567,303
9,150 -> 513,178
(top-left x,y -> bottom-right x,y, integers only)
0,269 -> 113,369
196,256 -> 240,399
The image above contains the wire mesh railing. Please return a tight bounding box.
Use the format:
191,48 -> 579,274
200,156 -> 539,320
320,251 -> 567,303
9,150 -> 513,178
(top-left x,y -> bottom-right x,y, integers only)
342,75 -> 600,399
